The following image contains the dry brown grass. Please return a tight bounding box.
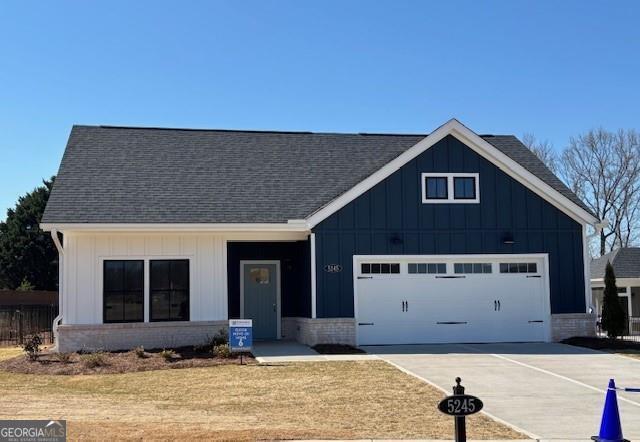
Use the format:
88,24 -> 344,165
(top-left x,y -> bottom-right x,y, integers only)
0,358 -> 524,440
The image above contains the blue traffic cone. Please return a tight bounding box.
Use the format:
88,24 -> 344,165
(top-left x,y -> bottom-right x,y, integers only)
592,379 -> 629,442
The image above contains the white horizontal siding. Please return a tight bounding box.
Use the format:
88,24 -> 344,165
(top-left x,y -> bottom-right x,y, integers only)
62,233 -> 228,325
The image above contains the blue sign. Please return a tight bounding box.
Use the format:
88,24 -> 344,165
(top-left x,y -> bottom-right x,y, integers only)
229,319 -> 253,352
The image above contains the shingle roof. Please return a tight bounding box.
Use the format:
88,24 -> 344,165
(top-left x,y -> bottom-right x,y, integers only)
591,248 -> 640,279
41,125 -> 593,224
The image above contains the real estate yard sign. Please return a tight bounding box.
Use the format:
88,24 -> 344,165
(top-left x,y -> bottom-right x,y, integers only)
229,319 -> 252,352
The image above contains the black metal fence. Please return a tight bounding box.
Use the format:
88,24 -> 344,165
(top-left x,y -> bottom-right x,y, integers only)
596,316 -> 640,342
0,305 -> 58,346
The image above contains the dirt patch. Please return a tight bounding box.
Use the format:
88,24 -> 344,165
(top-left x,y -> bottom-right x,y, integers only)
562,336 -> 640,351
0,347 -> 254,375
312,343 -> 366,354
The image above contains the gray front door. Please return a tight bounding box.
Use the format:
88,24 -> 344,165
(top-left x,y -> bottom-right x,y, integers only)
242,262 -> 279,340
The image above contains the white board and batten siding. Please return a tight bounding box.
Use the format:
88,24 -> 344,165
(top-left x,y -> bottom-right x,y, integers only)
62,233 -> 228,324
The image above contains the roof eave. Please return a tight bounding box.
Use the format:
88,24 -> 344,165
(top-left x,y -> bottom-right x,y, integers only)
40,222 -> 311,233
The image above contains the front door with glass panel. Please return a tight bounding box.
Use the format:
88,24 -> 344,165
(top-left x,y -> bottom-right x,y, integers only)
241,262 -> 279,340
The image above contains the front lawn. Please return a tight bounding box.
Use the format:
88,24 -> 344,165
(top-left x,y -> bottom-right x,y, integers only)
0,347 -> 522,440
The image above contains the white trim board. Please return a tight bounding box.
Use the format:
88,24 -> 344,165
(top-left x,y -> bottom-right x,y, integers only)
306,119 -> 598,228
40,222 -> 310,233
239,260 -> 282,340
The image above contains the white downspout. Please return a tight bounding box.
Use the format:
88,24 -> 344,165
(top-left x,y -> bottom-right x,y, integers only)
51,229 -> 64,350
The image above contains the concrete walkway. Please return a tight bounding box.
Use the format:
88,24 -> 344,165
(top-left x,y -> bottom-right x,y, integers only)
252,341 -> 377,363
368,343 -> 640,441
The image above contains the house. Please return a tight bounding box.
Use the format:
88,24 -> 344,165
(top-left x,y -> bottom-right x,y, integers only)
591,247 -> 640,320
41,119 -> 599,352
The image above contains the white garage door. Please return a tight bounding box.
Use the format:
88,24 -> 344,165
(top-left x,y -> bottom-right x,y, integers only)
355,255 -> 550,345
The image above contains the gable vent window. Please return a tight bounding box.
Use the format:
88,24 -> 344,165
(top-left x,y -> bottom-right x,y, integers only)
408,263 -> 447,274
454,177 -> 476,199
499,263 -> 538,274
425,177 -> 448,199
454,263 -> 492,274
422,173 -> 479,204
361,263 -> 400,274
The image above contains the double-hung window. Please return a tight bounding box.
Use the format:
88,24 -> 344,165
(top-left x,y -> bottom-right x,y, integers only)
150,259 -> 190,321
422,173 -> 479,203
103,260 -> 144,323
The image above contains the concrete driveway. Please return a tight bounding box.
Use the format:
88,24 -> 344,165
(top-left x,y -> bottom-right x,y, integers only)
367,343 -> 640,441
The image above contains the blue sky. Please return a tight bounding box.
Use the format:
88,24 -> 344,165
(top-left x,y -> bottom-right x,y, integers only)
1,1 -> 639,220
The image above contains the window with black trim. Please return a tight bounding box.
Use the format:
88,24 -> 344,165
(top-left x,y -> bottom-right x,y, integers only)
408,263 -> 447,274
103,260 -> 144,323
454,263 -> 492,274
150,259 -> 190,321
424,177 -> 448,200
499,262 -> 538,274
453,177 -> 476,199
361,263 -> 400,274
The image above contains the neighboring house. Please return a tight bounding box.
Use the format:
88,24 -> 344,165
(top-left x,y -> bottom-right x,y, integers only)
591,247 -> 640,320
41,119 -> 599,352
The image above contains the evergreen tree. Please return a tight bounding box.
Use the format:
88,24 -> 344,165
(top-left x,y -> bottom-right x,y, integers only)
600,261 -> 627,338
0,177 -> 58,290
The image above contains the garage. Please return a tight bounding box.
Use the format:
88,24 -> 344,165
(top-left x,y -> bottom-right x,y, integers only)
354,255 -> 551,345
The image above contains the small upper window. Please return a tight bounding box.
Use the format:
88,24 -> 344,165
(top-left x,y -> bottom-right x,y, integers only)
422,173 -> 479,203
425,177 -> 448,200
454,177 -> 476,200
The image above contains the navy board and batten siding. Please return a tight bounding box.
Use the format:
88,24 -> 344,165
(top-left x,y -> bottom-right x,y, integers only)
312,135 -> 585,318
227,241 -> 311,319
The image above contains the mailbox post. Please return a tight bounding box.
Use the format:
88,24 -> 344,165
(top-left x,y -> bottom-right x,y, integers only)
437,377 -> 483,442
453,377 -> 466,442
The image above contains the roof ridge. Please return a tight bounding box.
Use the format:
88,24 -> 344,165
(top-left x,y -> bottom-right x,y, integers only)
74,125 -> 431,137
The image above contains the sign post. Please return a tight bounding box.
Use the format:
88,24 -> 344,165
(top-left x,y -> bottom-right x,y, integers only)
437,377 -> 483,442
228,319 -> 252,365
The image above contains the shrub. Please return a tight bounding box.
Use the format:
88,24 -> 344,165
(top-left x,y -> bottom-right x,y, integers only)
159,349 -> 176,361
81,352 -> 106,368
601,262 -> 627,338
213,343 -> 231,358
56,352 -> 72,363
133,346 -> 146,358
22,334 -> 43,361
211,328 -> 228,347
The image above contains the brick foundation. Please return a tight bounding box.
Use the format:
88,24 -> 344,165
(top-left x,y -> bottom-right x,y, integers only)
550,313 -> 596,341
56,321 -> 228,352
281,317 -> 356,346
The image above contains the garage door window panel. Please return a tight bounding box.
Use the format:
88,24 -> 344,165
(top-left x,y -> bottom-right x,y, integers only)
454,263 -> 492,274
408,263 -> 447,274
361,263 -> 400,275
499,262 -> 538,274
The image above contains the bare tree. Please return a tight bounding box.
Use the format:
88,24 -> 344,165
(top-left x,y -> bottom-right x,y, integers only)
522,133 -> 557,173
559,128 -> 640,256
